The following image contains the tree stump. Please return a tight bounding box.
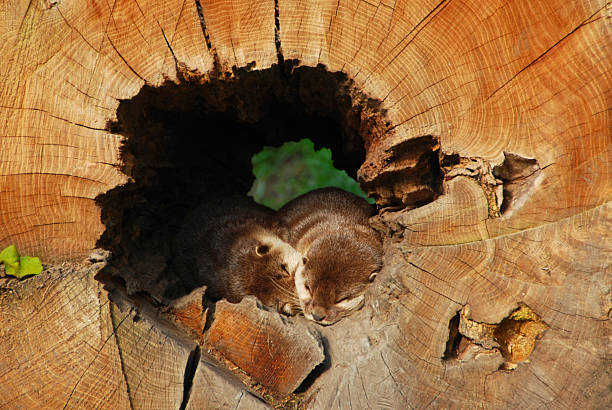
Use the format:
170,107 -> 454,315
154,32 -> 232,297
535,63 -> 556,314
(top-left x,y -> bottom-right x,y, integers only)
1,0 -> 610,408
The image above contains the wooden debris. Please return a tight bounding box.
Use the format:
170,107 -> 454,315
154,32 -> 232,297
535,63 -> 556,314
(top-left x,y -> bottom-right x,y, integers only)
205,297 -> 325,398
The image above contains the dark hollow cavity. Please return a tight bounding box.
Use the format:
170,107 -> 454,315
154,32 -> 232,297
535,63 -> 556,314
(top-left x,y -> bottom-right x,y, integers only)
95,61 -> 388,303
493,152 -> 542,215
443,310 -> 463,360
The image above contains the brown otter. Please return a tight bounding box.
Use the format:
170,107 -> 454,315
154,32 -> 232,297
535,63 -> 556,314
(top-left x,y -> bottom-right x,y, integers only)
278,188 -> 382,325
172,196 -> 303,315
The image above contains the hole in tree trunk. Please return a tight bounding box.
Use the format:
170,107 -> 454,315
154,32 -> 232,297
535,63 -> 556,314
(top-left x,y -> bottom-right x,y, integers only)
493,152 -> 542,216
96,61 -> 389,303
92,61 -> 452,400
442,305 -> 548,369
443,311 -> 463,360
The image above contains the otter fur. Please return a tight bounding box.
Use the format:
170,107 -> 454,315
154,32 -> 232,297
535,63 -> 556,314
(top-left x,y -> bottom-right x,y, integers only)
278,188 -> 382,325
173,196 -> 303,314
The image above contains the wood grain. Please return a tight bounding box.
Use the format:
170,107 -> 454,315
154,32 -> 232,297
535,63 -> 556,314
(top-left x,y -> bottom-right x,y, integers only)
0,0 -> 610,407
205,297 -> 325,398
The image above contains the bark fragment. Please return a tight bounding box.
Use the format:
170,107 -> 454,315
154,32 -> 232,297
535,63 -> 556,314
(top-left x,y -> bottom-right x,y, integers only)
358,135 -> 443,211
441,154 -> 503,218
204,297 -> 325,399
445,305 -> 548,370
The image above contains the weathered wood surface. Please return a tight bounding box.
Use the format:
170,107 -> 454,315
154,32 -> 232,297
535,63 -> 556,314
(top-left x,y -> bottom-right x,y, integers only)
0,264 -> 128,409
0,0 -> 610,408
205,297 -> 324,398
305,195 -> 611,408
0,264 -> 268,409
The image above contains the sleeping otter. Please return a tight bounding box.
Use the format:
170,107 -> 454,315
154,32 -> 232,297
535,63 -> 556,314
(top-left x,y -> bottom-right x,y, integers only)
278,188 -> 382,325
173,196 -> 303,315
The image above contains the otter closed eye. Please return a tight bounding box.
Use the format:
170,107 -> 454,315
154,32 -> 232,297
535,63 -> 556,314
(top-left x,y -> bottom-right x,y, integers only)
335,295 -> 365,311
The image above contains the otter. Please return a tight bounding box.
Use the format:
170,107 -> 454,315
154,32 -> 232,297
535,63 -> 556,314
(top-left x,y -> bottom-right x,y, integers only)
278,187 -> 382,325
172,196 -> 303,315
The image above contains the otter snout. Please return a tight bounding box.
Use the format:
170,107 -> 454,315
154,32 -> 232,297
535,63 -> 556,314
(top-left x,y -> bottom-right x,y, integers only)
311,306 -> 327,322
259,233 -> 303,277
300,289 -> 367,325
279,187 -> 383,325
303,303 -> 342,326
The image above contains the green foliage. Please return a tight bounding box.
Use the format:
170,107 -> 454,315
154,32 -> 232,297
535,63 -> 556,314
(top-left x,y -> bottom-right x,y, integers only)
249,139 -> 373,210
0,245 -> 43,278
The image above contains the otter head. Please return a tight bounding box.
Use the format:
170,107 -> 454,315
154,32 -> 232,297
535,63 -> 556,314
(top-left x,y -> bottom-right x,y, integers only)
294,236 -> 381,325
237,229 -> 305,315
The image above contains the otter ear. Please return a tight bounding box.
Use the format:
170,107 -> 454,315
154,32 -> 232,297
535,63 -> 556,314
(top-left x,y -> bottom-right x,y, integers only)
255,244 -> 269,256
368,271 -> 378,282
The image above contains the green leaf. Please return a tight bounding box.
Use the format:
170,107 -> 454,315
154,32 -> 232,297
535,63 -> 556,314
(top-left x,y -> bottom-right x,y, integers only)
18,256 -> 43,278
0,245 -> 43,278
0,245 -> 20,274
249,138 -> 374,209
0,244 -> 20,264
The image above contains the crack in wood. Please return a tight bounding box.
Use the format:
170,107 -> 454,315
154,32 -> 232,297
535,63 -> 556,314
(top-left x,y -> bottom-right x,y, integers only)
193,0 -> 220,70
0,104 -> 108,131
229,37 -> 238,66
273,0 -> 283,64
403,263 -> 462,306
342,0 -> 386,73
64,80 -> 106,102
55,7 -> 97,52
16,0 -> 36,42
406,260 -> 452,285
106,35 -> 146,83
0,172 -> 102,184
363,0 -> 450,85
484,5 -> 607,103
379,352 -> 407,401
233,391 -> 243,410
109,306 -> 135,410
160,28 -> 178,69
179,345 -> 201,410
62,301 -> 119,409
356,366 -> 371,409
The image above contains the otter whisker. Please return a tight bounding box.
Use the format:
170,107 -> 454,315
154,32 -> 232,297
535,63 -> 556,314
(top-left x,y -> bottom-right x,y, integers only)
268,277 -> 300,302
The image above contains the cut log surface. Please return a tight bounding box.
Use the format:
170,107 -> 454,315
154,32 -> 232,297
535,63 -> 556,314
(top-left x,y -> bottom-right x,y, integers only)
205,297 -> 325,398
0,264 -> 269,409
1,0 -> 611,408
0,264 -> 130,409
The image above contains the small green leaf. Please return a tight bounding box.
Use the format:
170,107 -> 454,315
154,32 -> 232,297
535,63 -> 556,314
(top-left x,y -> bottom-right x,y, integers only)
0,245 -> 20,265
18,256 -> 43,278
0,245 -> 20,275
0,245 -> 43,278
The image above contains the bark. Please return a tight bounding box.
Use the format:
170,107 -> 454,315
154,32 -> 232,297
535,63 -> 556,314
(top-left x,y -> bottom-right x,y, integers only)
1,0 -> 611,408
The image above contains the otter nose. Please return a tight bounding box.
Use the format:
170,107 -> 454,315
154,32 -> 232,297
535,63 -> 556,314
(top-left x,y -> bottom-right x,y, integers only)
312,312 -> 325,321
312,306 -> 326,322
